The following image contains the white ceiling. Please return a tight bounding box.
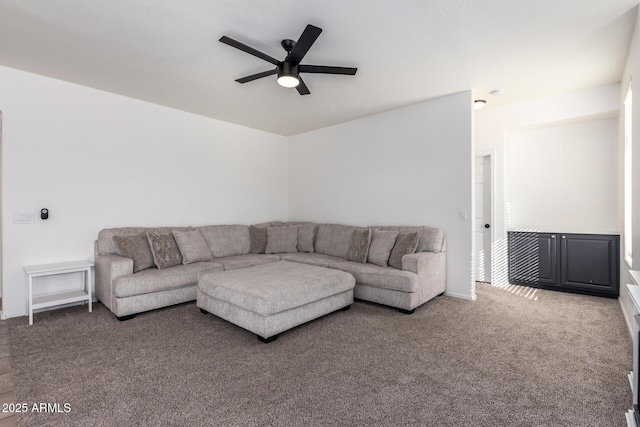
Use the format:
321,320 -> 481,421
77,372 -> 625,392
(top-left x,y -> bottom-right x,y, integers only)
0,0 -> 637,136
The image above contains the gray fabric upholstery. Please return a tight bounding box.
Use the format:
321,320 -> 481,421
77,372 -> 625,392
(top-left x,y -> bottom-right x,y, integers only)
367,230 -> 398,267
198,261 -> 355,316
345,228 -> 372,263
265,225 -> 299,254
285,221 -> 317,253
172,229 -> 213,264
113,233 -> 155,273
147,231 -> 183,269
279,253 -> 344,268
215,254 -> 280,271
388,232 -> 418,269
314,224 -> 363,258
98,227 -> 192,256
113,262 -> 223,298
198,224 -> 250,258
94,243 -> 133,312
281,253 -> 418,293
249,226 -> 268,254
372,225 -> 445,253
198,288 -> 353,339
114,286 -> 198,317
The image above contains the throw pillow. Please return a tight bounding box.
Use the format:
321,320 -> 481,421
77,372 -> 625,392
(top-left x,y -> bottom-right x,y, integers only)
113,233 -> 155,273
367,230 -> 399,267
388,232 -> 419,269
295,222 -> 317,253
147,231 -> 183,269
265,225 -> 299,254
249,225 -> 268,254
172,229 -> 213,264
346,228 -> 372,263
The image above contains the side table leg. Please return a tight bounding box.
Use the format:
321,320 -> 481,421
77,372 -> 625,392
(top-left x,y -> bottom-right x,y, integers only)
27,274 -> 33,325
87,268 -> 92,313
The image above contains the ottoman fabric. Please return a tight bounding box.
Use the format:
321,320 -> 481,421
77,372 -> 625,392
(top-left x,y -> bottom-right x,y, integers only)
198,261 -> 355,316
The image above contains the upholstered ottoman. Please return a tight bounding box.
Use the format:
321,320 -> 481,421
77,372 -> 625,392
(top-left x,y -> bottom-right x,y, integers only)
197,260 -> 355,342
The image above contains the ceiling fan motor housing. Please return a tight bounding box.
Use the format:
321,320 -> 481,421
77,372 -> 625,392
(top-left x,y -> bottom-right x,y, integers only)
278,62 -> 299,79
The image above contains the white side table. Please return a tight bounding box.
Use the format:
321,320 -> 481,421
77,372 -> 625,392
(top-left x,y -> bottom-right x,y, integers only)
24,260 -> 94,325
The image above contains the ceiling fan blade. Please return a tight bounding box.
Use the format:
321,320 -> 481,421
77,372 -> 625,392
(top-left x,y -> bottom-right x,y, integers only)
296,77 -> 310,95
235,69 -> 277,83
299,65 -> 357,75
287,25 -> 322,65
219,36 -> 280,65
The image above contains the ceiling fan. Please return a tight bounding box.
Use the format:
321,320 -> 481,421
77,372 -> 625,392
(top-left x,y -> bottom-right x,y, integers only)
219,24 -> 357,95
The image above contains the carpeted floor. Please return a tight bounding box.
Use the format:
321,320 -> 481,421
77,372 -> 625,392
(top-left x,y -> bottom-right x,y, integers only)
6,283 -> 632,426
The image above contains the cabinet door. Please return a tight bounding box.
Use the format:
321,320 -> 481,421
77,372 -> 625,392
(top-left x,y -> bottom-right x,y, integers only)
536,233 -> 557,285
508,231 -> 538,285
559,234 -> 619,296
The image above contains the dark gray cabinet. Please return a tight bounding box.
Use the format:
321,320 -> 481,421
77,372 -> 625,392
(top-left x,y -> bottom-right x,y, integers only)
508,231 -> 619,298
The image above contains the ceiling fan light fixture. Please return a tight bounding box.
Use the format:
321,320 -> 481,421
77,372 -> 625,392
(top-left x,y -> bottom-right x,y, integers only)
277,74 -> 300,88
277,63 -> 300,88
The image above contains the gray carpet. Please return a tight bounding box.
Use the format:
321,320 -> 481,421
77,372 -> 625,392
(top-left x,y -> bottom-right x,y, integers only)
7,283 -> 632,426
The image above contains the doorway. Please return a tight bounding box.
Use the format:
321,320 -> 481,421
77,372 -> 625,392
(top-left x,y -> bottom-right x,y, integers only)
474,153 -> 492,283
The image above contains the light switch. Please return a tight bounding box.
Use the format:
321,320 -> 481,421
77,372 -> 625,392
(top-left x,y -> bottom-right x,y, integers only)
458,209 -> 468,221
13,213 -> 35,224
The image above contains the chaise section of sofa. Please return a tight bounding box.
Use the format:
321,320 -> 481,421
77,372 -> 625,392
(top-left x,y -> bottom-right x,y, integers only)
95,227 -> 224,319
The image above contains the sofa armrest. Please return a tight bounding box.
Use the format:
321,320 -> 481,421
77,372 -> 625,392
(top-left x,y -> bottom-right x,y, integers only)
402,251 -> 447,300
95,246 -> 133,312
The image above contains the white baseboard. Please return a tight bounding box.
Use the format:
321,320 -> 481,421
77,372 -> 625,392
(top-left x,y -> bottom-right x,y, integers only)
626,409 -> 637,427
444,291 -> 477,301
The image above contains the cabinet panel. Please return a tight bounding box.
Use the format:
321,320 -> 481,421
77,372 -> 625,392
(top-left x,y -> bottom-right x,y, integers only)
536,233 -> 557,286
560,234 -> 619,295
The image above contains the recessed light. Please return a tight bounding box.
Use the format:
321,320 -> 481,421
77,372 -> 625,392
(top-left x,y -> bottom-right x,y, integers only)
474,100 -> 487,110
489,89 -> 504,96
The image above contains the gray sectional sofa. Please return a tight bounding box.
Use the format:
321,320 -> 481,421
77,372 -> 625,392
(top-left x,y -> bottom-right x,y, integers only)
95,222 -> 446,320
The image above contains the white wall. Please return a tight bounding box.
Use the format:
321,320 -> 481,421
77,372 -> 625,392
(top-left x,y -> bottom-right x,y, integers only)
619,6 -> 640,336
0,66 -> 288,318
506,118 -> 618,233
475,84 -> 620,286
289,91 -> 475,300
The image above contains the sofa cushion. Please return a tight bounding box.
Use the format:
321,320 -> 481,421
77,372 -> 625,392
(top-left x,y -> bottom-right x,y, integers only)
249,226 -> 268,254
315,224 -> 363,258
98,227 -> 192,256
172,229 -> 213,264
281,253 -> 418,293
372,226 -> 445,253
285,222 -> 317,253
279,253 -> 345,269
345,228 -> 372,263
198,225 -> 250,258
113,233 -> 155,273
337,261 -> 418,293
388,232 -> 419,269
265,225 -> 299,254
147,231 -> 183,269
367,230 -> 398,267
113,262 -> 223,298
215,254 -> 280,271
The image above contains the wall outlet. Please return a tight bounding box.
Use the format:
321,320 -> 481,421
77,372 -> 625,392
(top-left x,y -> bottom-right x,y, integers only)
458,209 -> 468,221
13,213 -> 35,224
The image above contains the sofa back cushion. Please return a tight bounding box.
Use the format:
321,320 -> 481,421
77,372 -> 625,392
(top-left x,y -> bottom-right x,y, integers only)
98,227 -> 191,256
198,224 -> 250,258
284,221 -> 318,253
371,225 -> 445,253
315,224 -> 364,259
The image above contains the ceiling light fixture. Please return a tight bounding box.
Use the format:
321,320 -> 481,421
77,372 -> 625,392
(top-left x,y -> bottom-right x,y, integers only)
277,63 -> 300,88
474,99 -> 487,110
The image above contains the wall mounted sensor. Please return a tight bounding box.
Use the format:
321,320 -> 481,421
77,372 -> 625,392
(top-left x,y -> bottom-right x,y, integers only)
41,208 -> 48,220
